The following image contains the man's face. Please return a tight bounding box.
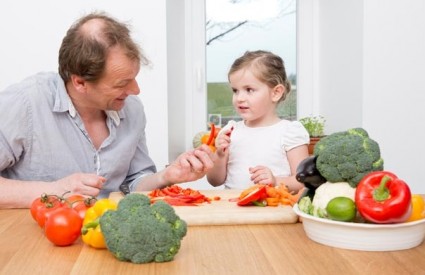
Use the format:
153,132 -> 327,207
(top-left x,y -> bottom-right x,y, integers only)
85,46 -> 141,111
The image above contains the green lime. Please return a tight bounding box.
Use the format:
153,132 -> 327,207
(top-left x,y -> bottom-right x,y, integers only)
326,197 -> 356,222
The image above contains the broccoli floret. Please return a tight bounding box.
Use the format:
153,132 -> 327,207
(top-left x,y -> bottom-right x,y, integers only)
99,193 -> 187,264
313,127 -> 384,187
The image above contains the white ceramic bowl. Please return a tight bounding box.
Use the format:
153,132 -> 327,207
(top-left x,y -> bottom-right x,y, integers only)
293,203 -> 425,251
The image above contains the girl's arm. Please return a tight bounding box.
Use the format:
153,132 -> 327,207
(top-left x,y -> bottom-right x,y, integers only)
278,144 -> 309,192
206,152 -> 228,186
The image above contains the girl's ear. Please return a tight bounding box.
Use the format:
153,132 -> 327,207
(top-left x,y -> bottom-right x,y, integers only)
271,84 -> 285,102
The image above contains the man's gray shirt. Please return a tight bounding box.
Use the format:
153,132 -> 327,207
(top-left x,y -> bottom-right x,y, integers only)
0,72 -> 156,197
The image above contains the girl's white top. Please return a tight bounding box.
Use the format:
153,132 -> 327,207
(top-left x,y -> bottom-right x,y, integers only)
220,120 -> 309,189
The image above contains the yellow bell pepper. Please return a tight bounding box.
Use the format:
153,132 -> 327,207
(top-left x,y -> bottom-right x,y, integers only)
81,198 -> 117,248
407,194 -> 425,222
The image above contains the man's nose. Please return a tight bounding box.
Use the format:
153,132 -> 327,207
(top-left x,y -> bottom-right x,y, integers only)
126,79 -> 140,95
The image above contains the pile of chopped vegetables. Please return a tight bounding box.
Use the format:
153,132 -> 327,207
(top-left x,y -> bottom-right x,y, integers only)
237,184 -> 303,207
148,185 -> 219,206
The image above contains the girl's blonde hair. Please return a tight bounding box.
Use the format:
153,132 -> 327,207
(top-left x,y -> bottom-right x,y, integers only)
228,50 -> 291,102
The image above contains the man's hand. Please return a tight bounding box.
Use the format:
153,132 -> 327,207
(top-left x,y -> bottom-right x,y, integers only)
163,145 -> 215,184
55,173 -> 106,197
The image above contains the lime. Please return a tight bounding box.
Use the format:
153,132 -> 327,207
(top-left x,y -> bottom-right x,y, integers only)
326,197 -> 356,222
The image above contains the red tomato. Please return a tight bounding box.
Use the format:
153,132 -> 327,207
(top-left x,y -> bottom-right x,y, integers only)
63,194 -> 97,220
44,207 -> 83,246
30,194 -> 60,221
66,194 -> 85,204
72,197 -> 96,220
35,200 -> 63,228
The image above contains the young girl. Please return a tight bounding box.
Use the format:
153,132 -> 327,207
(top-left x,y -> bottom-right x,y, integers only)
207,50 -> 309,192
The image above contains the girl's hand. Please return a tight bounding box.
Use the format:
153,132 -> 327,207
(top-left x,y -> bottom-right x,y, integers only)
215,127 -> 233,157
249,166 -> 276,185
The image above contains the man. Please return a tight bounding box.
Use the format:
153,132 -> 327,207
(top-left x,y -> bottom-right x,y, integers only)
0,12 -> 214,208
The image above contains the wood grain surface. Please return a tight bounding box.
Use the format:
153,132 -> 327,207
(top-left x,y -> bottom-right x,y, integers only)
1,209 -> 425,274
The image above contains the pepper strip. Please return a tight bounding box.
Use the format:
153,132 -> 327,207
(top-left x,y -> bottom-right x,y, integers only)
206,123 -> 216,146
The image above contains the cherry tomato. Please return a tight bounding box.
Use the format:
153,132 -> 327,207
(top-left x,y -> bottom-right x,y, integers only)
44,207 -> 83,246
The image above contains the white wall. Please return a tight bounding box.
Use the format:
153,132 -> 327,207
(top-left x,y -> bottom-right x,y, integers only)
301,0 -> 425,193
362,0 -> 425,193
0,0 -> 170,170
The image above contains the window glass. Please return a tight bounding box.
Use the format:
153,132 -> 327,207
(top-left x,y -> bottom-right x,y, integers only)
206,0 -> 297,128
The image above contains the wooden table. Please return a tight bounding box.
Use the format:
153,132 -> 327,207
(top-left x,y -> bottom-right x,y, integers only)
1,209 -> 425,274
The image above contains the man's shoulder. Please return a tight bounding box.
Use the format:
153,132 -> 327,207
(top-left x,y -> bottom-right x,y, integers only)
123,95 -> 144,113
119,95 -> 146,125
1,72 -> 58,94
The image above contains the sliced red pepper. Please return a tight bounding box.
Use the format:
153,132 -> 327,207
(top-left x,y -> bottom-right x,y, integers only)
355,171 -> 412,224
206,123 -> 216,146
237,185 -> 267,206
148,185 -> 212,205
160,197 -> 198,206
161,188 -> 176,196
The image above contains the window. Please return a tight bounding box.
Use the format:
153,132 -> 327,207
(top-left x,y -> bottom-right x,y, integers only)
168,0 -> 318,162
205,0 -> 297,128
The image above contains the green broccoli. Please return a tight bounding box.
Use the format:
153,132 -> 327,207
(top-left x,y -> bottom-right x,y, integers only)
313,128 -> 384,187
99,193 -> 187,264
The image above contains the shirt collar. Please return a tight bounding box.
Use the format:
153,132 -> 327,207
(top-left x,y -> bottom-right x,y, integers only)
52,74 -> 122,126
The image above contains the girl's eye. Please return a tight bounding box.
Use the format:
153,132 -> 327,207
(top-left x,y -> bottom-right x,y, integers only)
232,88 -> 238,94
246,88 -> 254,93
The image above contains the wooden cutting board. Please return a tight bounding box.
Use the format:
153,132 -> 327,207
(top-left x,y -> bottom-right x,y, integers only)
109,189 -> 299,226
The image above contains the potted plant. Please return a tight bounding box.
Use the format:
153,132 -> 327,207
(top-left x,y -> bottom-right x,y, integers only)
299,115 -> 326,155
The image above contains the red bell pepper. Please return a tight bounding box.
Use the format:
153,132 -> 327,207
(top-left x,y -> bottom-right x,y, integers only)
355,171 -> 412,224
237,185 -> 267,206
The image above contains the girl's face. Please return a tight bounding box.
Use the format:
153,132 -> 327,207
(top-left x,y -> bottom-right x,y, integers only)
229,68 -> 283,127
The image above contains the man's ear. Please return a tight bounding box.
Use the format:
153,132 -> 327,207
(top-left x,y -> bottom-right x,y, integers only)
70,75 -> 87,93
272,84 -> 285,102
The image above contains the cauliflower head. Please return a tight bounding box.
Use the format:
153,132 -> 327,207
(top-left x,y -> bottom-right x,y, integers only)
311,182 -> 355,217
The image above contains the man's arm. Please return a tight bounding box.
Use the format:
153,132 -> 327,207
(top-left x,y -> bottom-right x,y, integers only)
135,145 -> 215,191
0,174 -> 106,209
